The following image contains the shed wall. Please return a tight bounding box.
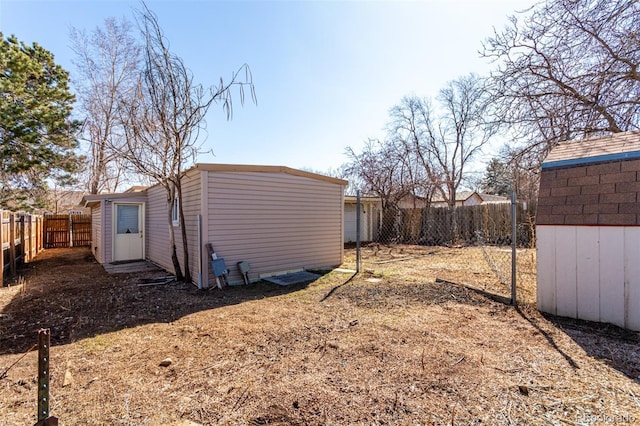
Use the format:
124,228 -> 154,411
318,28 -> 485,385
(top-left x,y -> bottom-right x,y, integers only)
91,203 -> 103,264
344,201 -> 379,243
537,225 -> 640,330
145,171 -> 201,279
205,171 -> 344,285
103,202 -> 113,264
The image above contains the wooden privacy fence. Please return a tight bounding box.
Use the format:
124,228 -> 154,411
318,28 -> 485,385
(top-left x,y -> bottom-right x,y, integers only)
44,214 -> 91,248
1,210 -> 44,284
392,202 -> 537,247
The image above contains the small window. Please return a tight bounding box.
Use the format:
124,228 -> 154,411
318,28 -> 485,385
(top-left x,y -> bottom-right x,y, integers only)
171,196 -> 179,226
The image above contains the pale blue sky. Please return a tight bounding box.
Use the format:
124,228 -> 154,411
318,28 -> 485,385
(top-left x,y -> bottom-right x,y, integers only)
1,0 -> 533,175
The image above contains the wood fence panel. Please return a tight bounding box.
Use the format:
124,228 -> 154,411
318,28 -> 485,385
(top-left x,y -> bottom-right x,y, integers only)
9,213 -> 16,275
393,202 -> 535,246
70,214 -> 91,247
44,214 -> 91,248
44,215 -> 70,248
1,210 -> 44,285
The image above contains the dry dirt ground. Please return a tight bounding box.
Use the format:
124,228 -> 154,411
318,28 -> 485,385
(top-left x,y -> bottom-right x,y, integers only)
1,246 -> 639,425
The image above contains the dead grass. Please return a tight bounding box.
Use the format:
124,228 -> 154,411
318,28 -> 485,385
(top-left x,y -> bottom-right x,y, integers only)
344,243 -> 537,304
0,246 -> 639,425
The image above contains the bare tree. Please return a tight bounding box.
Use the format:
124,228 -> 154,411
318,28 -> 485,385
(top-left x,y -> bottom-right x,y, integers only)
483,0 -> 640,163
71,17 -> 141,194
389,75 -> 494,211
343,139 -> 421,243
387,96 -> 441,203
118,3 -> 255,282
380,75 -> 494,242
343,75 -> 492,243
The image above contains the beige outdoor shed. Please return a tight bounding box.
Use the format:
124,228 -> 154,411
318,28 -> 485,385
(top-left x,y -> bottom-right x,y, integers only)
536,131 -> 640,330
83,164 -> 347,288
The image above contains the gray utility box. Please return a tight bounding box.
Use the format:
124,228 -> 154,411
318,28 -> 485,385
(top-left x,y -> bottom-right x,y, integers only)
211,258 -> 228,277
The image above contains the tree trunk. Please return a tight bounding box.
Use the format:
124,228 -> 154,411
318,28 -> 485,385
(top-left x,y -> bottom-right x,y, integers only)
176,182 -> 191,283
167,191 -> 184,282
449,202 -> 460,245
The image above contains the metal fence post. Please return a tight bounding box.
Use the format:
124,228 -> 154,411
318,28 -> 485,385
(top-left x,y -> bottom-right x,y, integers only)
9,213 -> 16,277
19,214 -> 25,264
197,214 -> 203,289
35,328 -> 58,425
356,191 -> 361,273
511,191 -> 517,305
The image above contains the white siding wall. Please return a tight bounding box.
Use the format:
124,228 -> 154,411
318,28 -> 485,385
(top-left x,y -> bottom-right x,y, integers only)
345,204 -> 365,243
537,225 -> 640,330
344,202 -> 379,243
91,203 -> 103,264
205,171 -> 344,286
145,171 -> 201,279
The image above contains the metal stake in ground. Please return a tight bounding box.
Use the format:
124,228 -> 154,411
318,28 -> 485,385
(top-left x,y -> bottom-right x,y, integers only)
511,191 -> 517,306
356,191 -> 361,273
35,328 -> 58,426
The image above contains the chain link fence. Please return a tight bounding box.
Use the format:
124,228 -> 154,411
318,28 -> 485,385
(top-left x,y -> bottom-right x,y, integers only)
347,194 -> 537,304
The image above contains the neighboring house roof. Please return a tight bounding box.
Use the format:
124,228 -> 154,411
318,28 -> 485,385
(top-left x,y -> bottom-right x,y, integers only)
543,130 -> 640,169
45,190 -> 91,214
431,191 -> 473,203
478,193 -> 509,203
124,186 -> 148,193
431,191 -> 508,205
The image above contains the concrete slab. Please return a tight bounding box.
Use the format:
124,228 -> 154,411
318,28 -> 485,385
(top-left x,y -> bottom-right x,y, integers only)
102,260 -> 163,274
263,271 -> 321,286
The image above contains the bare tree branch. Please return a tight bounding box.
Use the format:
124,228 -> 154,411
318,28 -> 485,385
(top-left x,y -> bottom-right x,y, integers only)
116,1 -> 256,283
483,0 -> 640,164
70,17 -> 141,194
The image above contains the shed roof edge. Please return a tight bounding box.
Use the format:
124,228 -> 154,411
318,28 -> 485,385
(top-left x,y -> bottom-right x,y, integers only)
541,150 -> 640,170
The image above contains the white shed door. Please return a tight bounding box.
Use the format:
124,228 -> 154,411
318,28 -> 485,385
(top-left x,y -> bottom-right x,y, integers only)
113,203 -> 144,261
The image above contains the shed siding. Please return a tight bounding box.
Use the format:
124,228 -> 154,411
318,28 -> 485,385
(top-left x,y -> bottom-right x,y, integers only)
536,227 -> 556,314
205,171 -> 344,285
146,184 -> 170,270
537,225 -> 640,330
146,171 -> 201,277
91,203 -> 103,264
575,227 -> 600,322
103,202 -> 113,264
177,171 -> 202,281
624,227 -> 640,330
554,226 -> 577,319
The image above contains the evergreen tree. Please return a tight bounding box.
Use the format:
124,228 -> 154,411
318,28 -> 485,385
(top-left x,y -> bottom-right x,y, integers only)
0,33 -> 81,210
481,158 -> 511,196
